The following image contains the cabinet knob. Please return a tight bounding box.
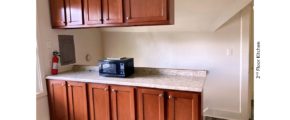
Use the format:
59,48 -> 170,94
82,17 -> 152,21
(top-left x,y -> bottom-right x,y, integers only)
104,88 -> 108,91
159,94 -> 163,97
126,17 -> 129,20
68,84 -> 71,87
112,89 -> 116,92
168,95 -> 172,99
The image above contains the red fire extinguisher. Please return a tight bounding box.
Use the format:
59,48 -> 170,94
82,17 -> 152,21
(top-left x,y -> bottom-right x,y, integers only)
51,51 -> 60,75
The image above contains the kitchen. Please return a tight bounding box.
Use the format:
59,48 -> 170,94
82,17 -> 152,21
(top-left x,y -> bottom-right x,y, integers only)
36,0 -> 253,120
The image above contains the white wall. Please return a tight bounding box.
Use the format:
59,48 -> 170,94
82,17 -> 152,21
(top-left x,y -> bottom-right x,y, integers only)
102,6 -> 252,120
36,0 -> 103,119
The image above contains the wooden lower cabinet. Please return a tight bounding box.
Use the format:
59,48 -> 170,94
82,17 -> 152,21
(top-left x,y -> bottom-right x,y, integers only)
137,88 -> 165,120
47,80 -> 69,120
110,85 -> 135,120
47,80 -> 201,120
47,80 -> 88,120
167,91 -> 201,120
67,81 -> 88,120
87,84 -> 135,120
87,84 -> 110,120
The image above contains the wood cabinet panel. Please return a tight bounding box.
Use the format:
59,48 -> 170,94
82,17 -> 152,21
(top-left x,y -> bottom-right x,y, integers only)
47,79 -> 201,120
47,80 -> 69,120
125,0 -> 168,23
103,0 -> 124,24
167,91 -> 201,120
49,0 -> 66,27
137,88 -> 165,120
84,0 -> 103,25
67,82 -> 88,120
88,84 -> 110,120
65,0 -> 84,26
50,0 -> 173,28
110,85 -> 135,120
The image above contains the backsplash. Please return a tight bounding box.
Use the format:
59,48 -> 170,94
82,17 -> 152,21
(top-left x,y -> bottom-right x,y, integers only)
72,65 -> 207,77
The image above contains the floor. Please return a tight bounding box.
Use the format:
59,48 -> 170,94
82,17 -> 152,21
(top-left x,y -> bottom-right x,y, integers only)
205,116 -> 227,120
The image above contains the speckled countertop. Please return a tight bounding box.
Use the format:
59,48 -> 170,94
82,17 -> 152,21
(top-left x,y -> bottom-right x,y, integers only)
46,66 -> 207,92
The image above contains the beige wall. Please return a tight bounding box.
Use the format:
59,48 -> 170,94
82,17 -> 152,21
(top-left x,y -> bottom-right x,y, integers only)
102,6 -> 252,120
36,0 -> 103,119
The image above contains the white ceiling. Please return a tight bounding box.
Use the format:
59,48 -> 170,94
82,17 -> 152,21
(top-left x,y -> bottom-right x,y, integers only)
101,0 -> 252,32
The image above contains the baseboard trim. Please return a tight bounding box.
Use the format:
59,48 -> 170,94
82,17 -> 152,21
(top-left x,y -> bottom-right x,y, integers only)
203,108 -> 242,120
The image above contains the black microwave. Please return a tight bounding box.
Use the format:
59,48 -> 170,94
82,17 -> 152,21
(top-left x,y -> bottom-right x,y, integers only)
99,58 -> 134,77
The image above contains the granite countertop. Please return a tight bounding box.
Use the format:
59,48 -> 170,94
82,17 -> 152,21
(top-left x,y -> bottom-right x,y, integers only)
46,66 -> 207,92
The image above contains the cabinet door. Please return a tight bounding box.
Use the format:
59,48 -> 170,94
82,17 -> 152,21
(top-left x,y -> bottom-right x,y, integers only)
125,0 -> 168,23
67,82 -> 88,120
88,84 -> 110,120
47,80 -> 69,120
49,0 -> 66,27
83,0 -> 103,25
103,0 -> 124,24
65,0 -> 84,26
110,85 -> 135,120
137,88 -> 165,120
167,91 -> 201,120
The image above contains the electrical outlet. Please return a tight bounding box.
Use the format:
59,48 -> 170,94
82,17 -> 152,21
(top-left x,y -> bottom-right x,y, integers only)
226,48 -> 233,56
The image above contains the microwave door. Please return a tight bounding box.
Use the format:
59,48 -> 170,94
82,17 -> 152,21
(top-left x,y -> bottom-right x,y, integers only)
102,62 -> 117,74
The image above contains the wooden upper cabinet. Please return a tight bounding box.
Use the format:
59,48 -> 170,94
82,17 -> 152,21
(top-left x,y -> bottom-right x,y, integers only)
103,0 -> 124,24
47,80 -> 69,120
137,88 -> 165,120
125,0 -> 170,23
88,84 -> 110,120
49,0 -> 173,28
110,85 -> 135,120
167,91 -> 201,120
65,0 -> 84,26
83,0 -> 103,25
67,82 -> 88,120
49,0 -> 66,27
